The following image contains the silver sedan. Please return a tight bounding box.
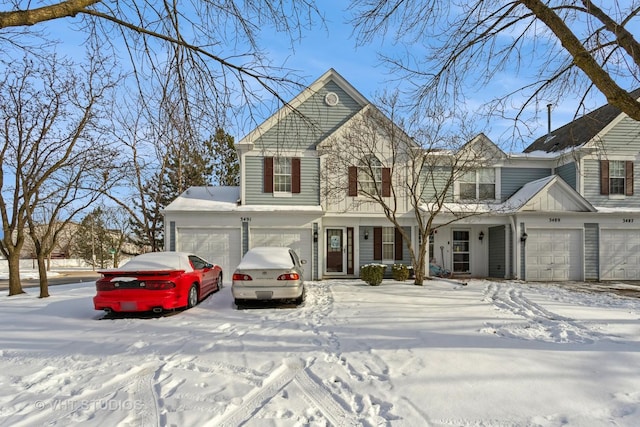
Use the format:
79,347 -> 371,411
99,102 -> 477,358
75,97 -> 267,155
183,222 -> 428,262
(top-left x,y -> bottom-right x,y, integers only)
232,247 -> 305,307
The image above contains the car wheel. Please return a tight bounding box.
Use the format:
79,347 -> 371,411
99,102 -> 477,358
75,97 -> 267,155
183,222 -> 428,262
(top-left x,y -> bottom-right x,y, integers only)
294,288 -> 305,306
187,284 -> 198,308
216,273 -> 223,290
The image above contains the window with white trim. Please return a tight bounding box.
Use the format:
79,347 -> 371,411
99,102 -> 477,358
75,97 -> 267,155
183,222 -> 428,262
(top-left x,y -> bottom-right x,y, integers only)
359,155 -> 382,195
273,157 -> 291,193
609,160 -> 625,195
382,227 -> 395,260
459,168 -> 495,201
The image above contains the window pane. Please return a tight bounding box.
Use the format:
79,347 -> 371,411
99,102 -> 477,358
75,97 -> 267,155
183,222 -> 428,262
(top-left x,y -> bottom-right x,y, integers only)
382,227 -> 394,260
274,157 -> 291,192
460,183 -> 476,199
479,183 -> 495,200
478,168 -> 495,183
609,161 -> 625,195
610,177 -> 625,195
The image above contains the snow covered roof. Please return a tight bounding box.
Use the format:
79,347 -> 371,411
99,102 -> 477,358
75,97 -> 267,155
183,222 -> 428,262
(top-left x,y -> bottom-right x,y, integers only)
163,186 -> 323,213
419,175 -> 596,215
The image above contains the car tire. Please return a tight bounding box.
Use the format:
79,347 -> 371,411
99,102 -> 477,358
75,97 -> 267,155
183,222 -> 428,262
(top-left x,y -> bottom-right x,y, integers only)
294,288 -> 305,306
234,298 -> 245,309
187,284 -> 198,308
216,273 -> 223,291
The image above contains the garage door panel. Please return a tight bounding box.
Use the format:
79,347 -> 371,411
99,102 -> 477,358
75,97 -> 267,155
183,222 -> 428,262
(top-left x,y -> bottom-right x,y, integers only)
601,229 -> 640,280
178,228 -> 241,285
526,229 -> 582,281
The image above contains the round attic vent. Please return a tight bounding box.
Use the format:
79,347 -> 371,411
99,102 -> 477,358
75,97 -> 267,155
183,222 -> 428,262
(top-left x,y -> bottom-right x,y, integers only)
324,92 -> 339,106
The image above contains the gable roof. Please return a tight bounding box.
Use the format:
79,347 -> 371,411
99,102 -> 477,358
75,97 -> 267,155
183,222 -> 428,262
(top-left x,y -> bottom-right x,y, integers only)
502,175 -> 596,213
459,133 -> 506,160
524,88 -> 640,153
239,68 -> 370,145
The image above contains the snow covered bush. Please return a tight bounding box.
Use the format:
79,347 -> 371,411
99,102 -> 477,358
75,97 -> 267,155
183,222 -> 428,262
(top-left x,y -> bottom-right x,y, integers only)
391,264 -> 410,281
359,264 -> 386,286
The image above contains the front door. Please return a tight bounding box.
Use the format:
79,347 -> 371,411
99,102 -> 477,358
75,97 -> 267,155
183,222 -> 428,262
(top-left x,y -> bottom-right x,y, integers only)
326,228 -> 345,273
452,230 -> 470,273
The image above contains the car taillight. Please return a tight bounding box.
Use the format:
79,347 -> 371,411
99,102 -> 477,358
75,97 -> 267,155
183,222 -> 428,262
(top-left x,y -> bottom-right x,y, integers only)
142,281 -> 176,290
96,280 -> 116,291
233,273 -> 253,281
277,273 -> 300,281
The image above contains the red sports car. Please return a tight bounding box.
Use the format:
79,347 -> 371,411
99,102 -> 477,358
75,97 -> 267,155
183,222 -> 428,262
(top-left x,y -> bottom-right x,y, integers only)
93,252 -> 223,314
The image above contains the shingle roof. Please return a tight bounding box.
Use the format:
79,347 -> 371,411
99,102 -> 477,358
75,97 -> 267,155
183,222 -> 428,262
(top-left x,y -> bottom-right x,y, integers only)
524,88 -> 640,153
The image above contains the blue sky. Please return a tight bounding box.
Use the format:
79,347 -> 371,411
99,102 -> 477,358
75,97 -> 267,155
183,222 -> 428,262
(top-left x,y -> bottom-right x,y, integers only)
19,2 -> 635,151
254,2 -> 617,151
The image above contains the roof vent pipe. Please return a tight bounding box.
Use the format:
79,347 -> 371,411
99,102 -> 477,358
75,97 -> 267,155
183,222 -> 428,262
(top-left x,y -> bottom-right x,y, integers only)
547,103 -> 552,135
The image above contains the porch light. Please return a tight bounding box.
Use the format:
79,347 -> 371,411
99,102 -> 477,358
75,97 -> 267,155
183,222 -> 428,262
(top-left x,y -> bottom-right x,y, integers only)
478,231 -> 484,242
521,232 -> 528,243
313,230 -> 318,242
364,229 -> 369,240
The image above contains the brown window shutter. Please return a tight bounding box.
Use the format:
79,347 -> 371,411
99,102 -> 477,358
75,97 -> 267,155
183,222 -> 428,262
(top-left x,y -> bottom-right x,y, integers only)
264,157 -> 273,193
382,168 -> 391,197
373,227 -> 382,260
292,157 -> 301,194
348,166 -> 358,196
600,160 -> 609,195
395,227 -> 403,260
626,160 -> 634,196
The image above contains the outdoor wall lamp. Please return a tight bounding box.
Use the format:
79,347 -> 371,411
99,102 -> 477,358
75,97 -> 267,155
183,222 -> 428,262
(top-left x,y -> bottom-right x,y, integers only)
521,232 -> 528,243
478,231 -> 484,242
313,230 -> 318,242
364,229 -> 369,240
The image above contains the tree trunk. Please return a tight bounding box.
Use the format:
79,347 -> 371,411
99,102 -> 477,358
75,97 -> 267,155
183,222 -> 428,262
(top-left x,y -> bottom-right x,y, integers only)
36,255 -> 50,298
7,253 -> 25,296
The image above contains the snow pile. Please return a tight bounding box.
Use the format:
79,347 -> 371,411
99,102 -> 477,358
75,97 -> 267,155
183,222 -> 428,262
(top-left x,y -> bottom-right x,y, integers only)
1,278 -> 639,426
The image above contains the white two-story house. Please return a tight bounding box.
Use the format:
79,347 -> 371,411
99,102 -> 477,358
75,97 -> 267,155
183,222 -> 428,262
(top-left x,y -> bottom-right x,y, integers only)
163,69 -> 640,283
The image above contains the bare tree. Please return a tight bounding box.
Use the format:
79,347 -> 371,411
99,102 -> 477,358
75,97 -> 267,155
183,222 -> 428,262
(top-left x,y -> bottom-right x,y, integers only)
349,0 -> 640,142
1,1 -> 324,134
320,94 -> 498,285
0,53 -> 118,297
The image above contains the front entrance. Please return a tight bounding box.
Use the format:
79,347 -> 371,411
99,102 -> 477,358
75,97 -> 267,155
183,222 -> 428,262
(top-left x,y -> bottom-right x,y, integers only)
326,228 -> 345,274
452,230 -> 470,273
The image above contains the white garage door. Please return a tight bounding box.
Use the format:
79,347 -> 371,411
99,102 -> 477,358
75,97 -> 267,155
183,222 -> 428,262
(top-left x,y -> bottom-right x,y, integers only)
600,229 -> 640,280
250,228 -> 312,280
525,229 -> 582,281
178,228 -> 241,285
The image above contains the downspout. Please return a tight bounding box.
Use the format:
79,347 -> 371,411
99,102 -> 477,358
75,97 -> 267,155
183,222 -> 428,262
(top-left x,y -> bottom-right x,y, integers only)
509,215 -> 518,279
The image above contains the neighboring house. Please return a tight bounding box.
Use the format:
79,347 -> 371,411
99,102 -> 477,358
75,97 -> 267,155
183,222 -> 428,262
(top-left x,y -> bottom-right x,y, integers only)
163,69 -> 640,282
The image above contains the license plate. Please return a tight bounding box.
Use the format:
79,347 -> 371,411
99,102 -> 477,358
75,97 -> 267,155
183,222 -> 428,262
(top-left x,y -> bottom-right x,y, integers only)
121,302 -> 137,311
255,291 -> 273,300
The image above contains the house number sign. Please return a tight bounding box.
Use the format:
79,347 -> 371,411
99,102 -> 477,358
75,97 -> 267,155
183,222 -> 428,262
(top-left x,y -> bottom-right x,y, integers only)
548,217 -> 561,222
623,218 -> 634,223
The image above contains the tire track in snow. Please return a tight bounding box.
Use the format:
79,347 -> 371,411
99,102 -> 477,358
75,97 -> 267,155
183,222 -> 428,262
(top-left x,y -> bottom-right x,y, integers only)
210,358 -> 359,427
11,362 -> 160,427
482,283 -> 609,343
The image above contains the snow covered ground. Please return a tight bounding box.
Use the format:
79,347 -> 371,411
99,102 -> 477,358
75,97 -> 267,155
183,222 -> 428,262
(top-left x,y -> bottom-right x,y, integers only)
1,277 -> 639,426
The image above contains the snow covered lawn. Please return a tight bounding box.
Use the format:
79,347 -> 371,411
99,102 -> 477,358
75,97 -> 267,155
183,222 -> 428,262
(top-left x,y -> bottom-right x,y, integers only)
1,278 -> 639,426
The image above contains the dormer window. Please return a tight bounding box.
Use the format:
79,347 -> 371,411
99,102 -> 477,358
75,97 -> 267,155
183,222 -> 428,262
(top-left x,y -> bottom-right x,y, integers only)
459,168 -> 495,201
